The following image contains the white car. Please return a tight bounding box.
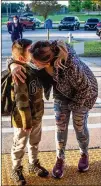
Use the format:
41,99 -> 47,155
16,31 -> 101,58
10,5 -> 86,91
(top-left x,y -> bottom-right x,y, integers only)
28,17 -> 42,27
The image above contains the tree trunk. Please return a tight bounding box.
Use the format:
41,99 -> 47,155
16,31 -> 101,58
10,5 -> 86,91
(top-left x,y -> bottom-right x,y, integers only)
44,14 -> 48,21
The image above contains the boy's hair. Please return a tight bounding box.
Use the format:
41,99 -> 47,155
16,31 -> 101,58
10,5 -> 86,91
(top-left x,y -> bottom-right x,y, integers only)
12,38 -> 32,58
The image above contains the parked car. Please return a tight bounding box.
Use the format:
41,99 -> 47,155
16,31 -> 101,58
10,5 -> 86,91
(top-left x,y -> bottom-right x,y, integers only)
21,13 -> 34,17
20,17 -> 36,30
84,18 -> 100,30
7,16 -> 36,31
28,17 -> 41,27
96,21 -> 101,39
58,16 -> 80,31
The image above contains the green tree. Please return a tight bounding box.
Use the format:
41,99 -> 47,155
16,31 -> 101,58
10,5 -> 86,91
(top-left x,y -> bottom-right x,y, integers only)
29,0 -> 62,20
82,0 -> 93,14
68,0 -> 82,12
92,0 -> 101,9
1,2 -> 25,14
96,0 -> 101,14
25,4 -> 31,12
1,2 -> 7,13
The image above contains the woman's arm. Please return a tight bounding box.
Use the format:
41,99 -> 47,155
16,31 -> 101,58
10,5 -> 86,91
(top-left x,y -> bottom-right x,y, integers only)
7,57 -> 26,85
10,63 -> 26,84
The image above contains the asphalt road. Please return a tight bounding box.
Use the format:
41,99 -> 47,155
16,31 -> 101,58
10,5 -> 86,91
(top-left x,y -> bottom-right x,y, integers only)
1,25 -> 100,57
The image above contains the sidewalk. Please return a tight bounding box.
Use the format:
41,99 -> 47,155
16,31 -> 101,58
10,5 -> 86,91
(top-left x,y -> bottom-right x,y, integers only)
2,149 -> 101,186
80,57 -> 101,67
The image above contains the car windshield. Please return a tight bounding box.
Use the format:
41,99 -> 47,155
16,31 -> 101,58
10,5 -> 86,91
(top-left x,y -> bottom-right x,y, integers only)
87,19 -> 99,22
63,17 -> 75,21
29,18 -> 33,21
8,17 -> 13,21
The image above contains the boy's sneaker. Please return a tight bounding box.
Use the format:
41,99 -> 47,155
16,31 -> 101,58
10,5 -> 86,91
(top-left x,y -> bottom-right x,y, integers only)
78,153 -> 89,172
52,157 -> 65,178
11,166 -> 26,185
29,159 -> 49,177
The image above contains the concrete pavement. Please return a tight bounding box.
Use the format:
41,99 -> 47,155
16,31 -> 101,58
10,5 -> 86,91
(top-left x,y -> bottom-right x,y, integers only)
2,149 -> 101,186
80,57 -> 101,67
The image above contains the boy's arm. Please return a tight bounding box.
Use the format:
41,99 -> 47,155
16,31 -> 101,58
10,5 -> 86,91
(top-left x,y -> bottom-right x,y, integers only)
13,80 -> 32,130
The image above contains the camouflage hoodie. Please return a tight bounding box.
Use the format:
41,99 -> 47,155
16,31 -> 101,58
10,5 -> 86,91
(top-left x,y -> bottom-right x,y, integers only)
7,58 -> 44,129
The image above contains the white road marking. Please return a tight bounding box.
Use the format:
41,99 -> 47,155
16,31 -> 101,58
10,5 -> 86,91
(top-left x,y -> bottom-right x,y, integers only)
1,112 -> 101,122
2,123 -> 101,133
96,97 -> 101,106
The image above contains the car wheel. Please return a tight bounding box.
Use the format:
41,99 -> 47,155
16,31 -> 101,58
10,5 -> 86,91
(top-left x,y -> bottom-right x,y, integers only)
77,25 -> 80,30
84,27 -> 87,31
32,24 -> 35,30
23,25 -> 26,32
72,25 -> 76,31
38,23 -> 40,27
100,32 -> 101,39
59,27 -> 62,31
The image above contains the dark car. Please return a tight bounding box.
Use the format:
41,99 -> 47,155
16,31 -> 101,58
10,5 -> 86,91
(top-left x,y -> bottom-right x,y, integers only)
84,18 -> 100,30
58,16 -> 80,31
96,21 -> 101,39
7,16 -> 36,31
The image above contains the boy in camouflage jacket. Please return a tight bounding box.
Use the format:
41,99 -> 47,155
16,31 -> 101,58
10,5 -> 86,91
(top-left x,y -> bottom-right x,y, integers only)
7,39 -> 49,185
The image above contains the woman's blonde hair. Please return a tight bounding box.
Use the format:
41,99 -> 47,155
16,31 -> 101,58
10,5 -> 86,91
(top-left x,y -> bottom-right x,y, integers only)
54,40 -> 68,68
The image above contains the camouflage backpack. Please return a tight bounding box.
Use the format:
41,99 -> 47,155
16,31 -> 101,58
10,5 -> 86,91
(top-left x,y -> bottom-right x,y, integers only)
1,70 -> 14,116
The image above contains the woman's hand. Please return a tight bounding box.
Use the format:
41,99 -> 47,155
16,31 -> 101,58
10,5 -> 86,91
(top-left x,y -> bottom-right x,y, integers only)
10,63 -> 26,85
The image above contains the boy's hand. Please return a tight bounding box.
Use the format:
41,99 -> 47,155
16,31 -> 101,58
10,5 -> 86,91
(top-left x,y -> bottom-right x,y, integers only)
10,63 -> 26,85
23,128 -> 32,132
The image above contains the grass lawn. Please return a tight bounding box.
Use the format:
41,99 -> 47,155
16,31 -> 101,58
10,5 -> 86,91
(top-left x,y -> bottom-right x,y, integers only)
72,41 -> 101,57
82,40 -> 101,57
43,14 -> 101,22
2,13 -> 101,24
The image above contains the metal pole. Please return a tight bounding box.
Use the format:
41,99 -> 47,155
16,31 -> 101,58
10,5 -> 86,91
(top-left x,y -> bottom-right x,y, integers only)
10,3 -> 11,15
47,28 -> 49,40
6,3 -> 9,17
68,32 -> 72,44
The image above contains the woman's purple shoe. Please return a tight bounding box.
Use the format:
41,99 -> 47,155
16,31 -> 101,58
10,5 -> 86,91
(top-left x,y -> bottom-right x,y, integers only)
78,153 -> 89,172
52,157 -> 65,178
